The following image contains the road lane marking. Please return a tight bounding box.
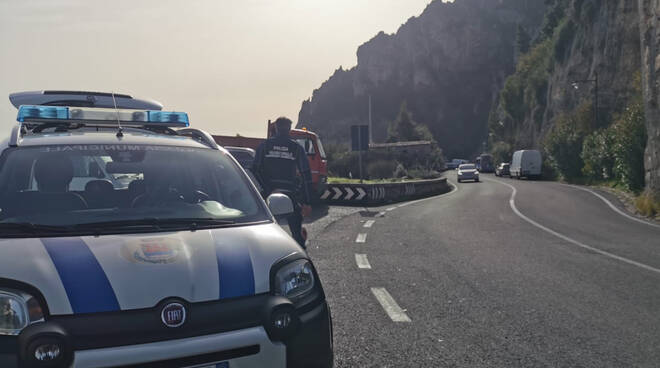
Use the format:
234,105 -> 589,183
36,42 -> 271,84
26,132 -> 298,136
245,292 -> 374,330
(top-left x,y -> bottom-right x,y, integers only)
376,212 -> 386,217
371,287 -> 411,322
564,184 -> 660,229
355,254 -> 371,269
386,207 -> 396,211
489,178 -> 660,275
356,233 -> 367,243
363,220 -> 375,228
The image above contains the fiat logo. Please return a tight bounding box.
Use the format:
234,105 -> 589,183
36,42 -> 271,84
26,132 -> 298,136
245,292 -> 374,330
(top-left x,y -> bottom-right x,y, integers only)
161,302 -> 186,328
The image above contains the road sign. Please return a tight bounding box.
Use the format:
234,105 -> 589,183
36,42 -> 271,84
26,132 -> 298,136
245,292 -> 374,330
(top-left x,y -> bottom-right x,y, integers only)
351,125 -> 369,151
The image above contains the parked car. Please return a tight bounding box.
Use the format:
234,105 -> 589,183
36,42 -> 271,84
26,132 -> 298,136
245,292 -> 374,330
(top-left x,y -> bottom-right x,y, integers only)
475,154 -> 494,173
225,146 -> 256,170
457,163 -> 479,182
495,162 -> 510,177
510,150 -> 542,179
447,158 -> 469,170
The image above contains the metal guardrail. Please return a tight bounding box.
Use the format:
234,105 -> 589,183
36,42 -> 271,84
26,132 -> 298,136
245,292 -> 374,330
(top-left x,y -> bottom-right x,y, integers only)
319,178 -> 449,205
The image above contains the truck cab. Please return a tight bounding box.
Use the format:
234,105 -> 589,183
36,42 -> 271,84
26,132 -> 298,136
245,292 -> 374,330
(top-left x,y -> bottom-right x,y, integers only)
267,123 -> 328,197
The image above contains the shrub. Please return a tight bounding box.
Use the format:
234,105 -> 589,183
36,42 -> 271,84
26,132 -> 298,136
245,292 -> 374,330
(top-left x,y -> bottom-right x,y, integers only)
544,102 -> 592,180
393,163 -> 408,178
490,141 -> 513,165
581,128 -> 615,180
635,192 -> 660,217
367,160 -> 397,179
610,100 -> 647,192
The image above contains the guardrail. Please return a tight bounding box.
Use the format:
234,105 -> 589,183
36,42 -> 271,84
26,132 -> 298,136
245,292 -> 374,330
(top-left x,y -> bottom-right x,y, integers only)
319,177 -> 450,205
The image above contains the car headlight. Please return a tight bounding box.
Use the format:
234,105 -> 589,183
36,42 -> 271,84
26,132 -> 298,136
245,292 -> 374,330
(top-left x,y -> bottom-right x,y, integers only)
0,289 -> 44,336
457,171 -> 462,175
273,259 -> 315,301
475,171 -> 479,175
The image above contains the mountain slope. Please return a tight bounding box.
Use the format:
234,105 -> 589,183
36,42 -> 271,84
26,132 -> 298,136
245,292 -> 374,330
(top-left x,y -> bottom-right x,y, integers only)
298,0 -> 545,158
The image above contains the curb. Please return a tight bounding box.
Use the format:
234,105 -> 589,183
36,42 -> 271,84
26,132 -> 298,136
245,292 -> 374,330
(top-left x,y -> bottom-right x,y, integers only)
319,178 -> 450,206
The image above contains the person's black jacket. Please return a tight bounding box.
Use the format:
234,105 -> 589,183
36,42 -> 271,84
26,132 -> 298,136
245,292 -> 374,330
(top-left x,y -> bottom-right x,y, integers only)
253,134 -> 313,204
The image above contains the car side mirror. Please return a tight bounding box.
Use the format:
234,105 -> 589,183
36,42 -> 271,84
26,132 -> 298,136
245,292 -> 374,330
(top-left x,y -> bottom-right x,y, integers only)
267,193 -> 294,216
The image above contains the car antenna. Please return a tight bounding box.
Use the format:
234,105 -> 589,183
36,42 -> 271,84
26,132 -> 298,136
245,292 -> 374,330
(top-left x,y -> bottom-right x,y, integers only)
111,92 -> 124,138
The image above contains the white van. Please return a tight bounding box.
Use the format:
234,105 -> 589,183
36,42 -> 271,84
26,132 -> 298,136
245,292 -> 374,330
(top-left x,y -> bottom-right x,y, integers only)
510,150 -> 542,179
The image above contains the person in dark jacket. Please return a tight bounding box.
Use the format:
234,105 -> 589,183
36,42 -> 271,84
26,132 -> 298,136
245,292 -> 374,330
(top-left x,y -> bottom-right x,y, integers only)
253,117 -> 313,248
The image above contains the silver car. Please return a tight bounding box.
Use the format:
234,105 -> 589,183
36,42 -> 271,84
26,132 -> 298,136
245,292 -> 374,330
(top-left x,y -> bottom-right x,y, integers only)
457,163 -> 479,182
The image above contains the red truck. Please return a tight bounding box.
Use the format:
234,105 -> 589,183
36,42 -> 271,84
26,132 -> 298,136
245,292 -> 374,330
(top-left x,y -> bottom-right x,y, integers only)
213,121 -> 328,198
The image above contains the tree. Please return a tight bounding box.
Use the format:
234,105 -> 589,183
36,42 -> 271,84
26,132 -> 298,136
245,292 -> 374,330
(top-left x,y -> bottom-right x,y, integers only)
388,102 -> 416,142
387,101 -> 433,142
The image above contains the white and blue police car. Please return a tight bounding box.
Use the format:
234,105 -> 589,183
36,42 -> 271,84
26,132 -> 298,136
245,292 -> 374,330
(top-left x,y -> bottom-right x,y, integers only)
0,91 -> 333,368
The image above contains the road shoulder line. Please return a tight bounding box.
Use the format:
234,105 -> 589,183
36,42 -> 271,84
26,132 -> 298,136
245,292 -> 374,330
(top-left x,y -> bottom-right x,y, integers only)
488,178 -> 660,275
563,184 -> 660,229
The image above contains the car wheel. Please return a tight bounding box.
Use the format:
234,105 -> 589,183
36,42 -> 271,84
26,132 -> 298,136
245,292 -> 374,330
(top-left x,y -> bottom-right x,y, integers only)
475,178 -> 479,182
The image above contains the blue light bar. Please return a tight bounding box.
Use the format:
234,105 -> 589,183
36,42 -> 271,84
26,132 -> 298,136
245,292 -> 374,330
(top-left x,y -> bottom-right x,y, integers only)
17,106 -> 69,122
16,105 -> 189,127
148,111 -> 190,125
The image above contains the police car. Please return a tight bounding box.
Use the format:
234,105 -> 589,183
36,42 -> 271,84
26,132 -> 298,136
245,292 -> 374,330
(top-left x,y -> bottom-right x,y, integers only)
0,92 -> 333,368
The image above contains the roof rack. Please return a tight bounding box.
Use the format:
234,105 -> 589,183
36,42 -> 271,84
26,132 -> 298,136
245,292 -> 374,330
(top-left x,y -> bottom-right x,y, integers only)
177,128 -> 219,150
9,91 -> 162,110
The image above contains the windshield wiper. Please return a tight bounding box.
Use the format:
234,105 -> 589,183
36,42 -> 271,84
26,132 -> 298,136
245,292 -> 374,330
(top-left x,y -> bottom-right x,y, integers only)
0,222 -> 72,235
74,218 -> 236,232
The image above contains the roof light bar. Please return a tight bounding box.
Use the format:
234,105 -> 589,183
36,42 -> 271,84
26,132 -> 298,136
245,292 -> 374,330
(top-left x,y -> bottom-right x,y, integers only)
16,105 -> 189,127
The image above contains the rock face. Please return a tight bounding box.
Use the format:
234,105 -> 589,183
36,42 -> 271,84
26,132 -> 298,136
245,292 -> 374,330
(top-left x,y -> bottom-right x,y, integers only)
638,0 -> 660,197
490,0 -> 642,152
298,0 -> 545,158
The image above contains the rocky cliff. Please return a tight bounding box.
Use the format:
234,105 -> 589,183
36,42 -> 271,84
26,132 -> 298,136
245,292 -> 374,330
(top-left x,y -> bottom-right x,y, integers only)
298,0 -> 545,158
638,0 -> 660,198
489,0 -> 642,152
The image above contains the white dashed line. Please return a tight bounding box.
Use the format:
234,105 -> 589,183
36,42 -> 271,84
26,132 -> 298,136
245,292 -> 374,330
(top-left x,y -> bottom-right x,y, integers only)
355,233 -> 367,243
355,254 -> 372,269
386,207 -> 396,212
489,178 -> 660,275
376,212 -> 386,217
371,287 -> 411,322
363,220 -> 375,228
564,184 -> 660,229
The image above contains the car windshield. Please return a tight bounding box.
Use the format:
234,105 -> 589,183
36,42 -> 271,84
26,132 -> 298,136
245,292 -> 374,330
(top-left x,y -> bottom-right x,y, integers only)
459,164 -> 475,170
295,138 -> 316,155
0,144 -> 269,236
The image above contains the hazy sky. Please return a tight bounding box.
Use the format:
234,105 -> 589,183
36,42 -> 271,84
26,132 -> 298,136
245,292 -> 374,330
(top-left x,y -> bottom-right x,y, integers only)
0,0 -> 434,138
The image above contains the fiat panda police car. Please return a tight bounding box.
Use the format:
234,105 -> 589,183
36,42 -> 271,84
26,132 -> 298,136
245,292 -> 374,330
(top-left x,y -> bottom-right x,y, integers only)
0,91 -> 333,368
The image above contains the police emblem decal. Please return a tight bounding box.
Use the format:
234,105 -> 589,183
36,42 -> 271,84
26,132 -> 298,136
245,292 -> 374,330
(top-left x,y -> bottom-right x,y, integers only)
161,302 -> 186,328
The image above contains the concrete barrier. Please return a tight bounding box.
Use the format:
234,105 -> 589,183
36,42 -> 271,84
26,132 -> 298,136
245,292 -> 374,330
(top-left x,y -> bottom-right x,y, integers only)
319,177 -> 450,206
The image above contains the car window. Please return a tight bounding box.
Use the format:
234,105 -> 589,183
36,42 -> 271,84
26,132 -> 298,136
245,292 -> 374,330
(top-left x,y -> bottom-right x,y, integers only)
0,145 -> 269,234
459,164 -> 475,170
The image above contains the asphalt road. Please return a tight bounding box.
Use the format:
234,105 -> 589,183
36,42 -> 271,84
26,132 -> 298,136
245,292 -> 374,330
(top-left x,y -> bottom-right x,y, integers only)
305,174 -> 660,368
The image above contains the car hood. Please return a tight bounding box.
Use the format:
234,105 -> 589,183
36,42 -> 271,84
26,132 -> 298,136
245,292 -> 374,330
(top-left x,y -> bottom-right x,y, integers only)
0,223 -> 302,315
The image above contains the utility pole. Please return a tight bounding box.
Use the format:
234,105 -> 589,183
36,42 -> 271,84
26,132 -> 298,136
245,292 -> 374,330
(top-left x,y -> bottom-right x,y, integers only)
368,95 -> 373,145
571,72 -> 599,129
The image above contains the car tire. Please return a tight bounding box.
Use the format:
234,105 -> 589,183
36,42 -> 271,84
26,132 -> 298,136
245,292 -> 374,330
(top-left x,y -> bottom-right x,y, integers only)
475,178 -> 479,182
